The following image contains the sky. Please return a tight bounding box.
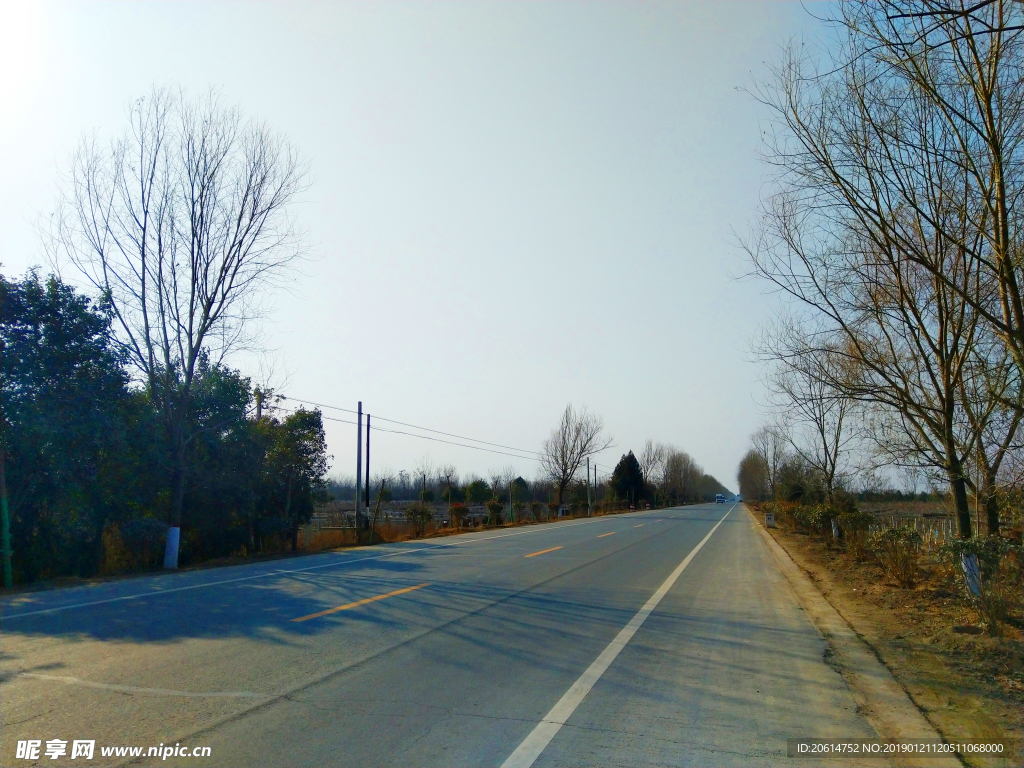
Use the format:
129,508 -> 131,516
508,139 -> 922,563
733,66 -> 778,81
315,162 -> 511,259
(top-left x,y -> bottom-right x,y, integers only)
0,1 -> 820,490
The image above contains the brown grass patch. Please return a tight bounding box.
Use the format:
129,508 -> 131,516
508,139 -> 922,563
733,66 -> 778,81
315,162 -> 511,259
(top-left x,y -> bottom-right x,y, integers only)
757,512 -> 1022,767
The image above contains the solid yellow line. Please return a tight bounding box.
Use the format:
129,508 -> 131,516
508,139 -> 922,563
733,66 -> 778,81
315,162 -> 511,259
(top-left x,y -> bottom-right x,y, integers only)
292,583 -> 430,622
597,532 -> 616,538
524,546 -> 563,558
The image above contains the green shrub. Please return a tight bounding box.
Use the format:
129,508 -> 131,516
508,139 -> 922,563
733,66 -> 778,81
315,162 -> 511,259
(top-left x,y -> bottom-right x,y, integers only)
937,536 -> 1023,635
790,504 -> 815,534
808,505 -> 836,544
869,527 -> 922,587
939,536 -> 1015,581
449,502 -> 468,528
485,498 -> 505,526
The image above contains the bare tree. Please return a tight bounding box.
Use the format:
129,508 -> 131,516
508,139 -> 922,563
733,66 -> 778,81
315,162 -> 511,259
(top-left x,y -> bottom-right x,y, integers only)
763,321 -> 855,502
959,339 -> 1023,532
638,440 -> 668,487
838,1 -> 1024,379
744,28 -> 1005,535
750,425 -> 789,501
49,86 -> 307,566
368,469 -> 394,544
438,463 -> 458,510
541,404 -> 612,504
415,455 -> 436,498
662,448 -> 699,504
736,450 -> 770,502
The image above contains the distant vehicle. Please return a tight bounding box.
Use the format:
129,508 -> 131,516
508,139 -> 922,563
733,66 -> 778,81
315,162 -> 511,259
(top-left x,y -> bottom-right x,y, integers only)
715,494 -> 725,503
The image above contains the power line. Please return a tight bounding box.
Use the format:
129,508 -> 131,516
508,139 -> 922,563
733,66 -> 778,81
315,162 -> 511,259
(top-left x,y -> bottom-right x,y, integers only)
280,395 -> 544,458
276,406 -> 543,463
276,396 -> 620,472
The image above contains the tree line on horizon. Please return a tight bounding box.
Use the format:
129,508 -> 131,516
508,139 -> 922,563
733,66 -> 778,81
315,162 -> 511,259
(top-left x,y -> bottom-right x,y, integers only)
326,440 -> 727,510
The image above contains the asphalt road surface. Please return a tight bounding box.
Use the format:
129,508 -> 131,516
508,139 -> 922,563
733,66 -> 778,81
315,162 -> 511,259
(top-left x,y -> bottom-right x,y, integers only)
1,504 -> 879,766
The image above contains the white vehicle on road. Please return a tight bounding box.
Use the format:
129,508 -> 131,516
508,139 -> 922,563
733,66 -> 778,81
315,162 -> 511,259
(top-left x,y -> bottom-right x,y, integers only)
715,494 -> 725,503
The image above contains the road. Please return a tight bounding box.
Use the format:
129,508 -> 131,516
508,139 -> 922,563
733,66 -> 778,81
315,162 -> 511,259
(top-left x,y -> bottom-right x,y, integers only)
1,504 -> 879,766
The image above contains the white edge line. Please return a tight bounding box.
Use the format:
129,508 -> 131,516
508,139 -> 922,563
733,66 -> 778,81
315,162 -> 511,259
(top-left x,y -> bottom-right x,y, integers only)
2,508 -> 671,619
500,505 -> 734,768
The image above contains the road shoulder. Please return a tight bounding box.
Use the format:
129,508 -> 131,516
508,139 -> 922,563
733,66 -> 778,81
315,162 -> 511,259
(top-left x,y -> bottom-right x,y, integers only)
743,505 -> 963,768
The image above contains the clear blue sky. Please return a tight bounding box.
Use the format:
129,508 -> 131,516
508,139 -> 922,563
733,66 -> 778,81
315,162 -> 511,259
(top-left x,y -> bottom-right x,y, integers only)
0,1 -> 820,488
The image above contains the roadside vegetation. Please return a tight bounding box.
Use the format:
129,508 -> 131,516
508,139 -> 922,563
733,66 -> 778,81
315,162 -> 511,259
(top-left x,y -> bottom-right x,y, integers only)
312,438 -> 727,547
739,0 -> 1022,631
738,1 -> 1023,756
0,266 -> 724,587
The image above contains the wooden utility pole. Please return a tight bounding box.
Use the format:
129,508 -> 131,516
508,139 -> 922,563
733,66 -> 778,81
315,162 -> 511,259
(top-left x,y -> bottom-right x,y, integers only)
587,457 -> 591,516
355,401 -> 362,529
364,414 -> 371,531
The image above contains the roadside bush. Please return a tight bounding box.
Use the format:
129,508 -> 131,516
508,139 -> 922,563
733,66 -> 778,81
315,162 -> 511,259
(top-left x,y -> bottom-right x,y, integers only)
762,500 -> 800,529
939,536 -> 1017,581
790,504 -> 815,534
103,518 -> 172,574
838,510 -> 875,561
937,536 -> 1023,635
120,517 -> 169,553
807,505 -> 837,545
869,527 -> 922,587
485,498 -> 504,526
404,502 -> 433,536
529,501 -> 544,522
449,502 -> 468,529
512,500 -> 525,522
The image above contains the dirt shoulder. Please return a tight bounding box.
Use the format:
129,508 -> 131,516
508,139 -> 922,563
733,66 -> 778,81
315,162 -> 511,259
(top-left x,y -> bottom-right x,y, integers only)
748,507 -> 1022,768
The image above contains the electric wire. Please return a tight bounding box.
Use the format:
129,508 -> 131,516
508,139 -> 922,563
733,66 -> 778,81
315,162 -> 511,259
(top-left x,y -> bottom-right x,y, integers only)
280,395 -> 545,458
276,396 -> 618,474
275,406 -> 544,463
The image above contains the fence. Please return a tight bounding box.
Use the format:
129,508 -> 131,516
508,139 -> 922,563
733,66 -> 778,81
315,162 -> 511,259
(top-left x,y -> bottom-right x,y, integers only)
868,514 -> 957,553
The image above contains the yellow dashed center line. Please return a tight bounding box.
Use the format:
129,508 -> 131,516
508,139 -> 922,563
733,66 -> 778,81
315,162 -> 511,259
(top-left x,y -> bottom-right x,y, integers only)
597,532 -> 616,538
524,546 -> 563,558
292,583 -> 429,622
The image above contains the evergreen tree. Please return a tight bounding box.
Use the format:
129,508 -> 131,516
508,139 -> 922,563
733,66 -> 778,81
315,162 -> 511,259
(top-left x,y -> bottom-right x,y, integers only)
611,451 -> 644,505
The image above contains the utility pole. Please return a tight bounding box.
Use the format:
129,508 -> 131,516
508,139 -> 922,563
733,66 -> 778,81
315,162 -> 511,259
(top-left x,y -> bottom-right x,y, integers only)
586,457 -> 591,516
509,479 -> 513,524
255,388 -> 263,420
365,414 -> 371,531
355,401 -> 362,530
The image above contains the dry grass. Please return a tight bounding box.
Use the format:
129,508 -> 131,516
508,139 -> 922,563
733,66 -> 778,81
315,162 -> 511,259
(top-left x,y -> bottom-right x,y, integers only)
299,528 -> 358,552
756,508 -> 1022,767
